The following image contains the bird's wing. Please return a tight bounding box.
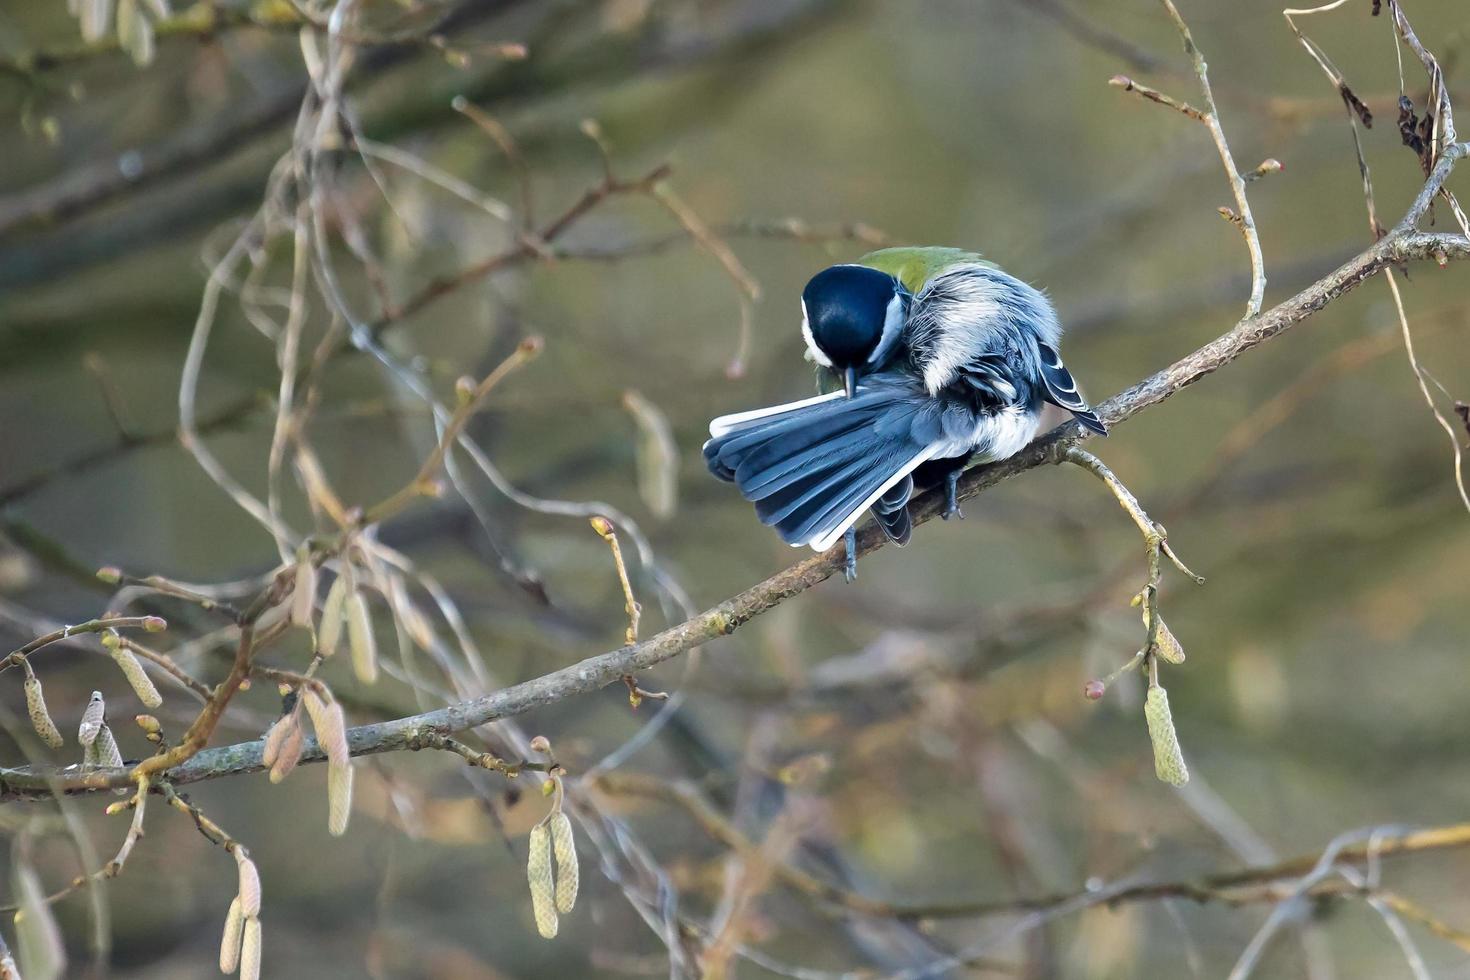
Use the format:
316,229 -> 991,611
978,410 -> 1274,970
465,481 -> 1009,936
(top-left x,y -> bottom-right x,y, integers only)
1036,341 -> 1107,435
951,353 -> 1021,406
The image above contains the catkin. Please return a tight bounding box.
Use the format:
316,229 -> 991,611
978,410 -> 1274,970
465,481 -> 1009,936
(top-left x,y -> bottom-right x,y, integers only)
302,689 -> 348,768
1154,620 -> 1186,665
77,0 -> 107,43
391,582 -> 437,651
291,555 -> 318,628
345,591 -> 379,684
1144,686 -> 1189,786
77,691 -> 104,747
22,662 -> 63,749
261,713 -> 295,769
219,896 -> 243,973
1142,607 -> 1186,665
108,647 -> 162,708
14,861 -> 65,980
93,724 -> 122,768
269,722 -> 304,784
235,851 -> 261,918
317,573 -> 349,656
116,0 -> 146,65
526,824 -> 558,938
623,389 -> 680,520
327,762 -> 353,837
239,917 -> 261,980
549,812 -> 578,915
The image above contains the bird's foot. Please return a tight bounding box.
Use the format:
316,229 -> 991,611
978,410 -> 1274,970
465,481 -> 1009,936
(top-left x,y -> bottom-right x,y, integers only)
842,526 -> 858,583
941,470 -> 964,521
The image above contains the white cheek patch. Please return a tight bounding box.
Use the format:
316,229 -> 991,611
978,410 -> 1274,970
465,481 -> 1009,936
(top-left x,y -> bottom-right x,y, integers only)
867,291 -> 907,367
799,299 -> 833,368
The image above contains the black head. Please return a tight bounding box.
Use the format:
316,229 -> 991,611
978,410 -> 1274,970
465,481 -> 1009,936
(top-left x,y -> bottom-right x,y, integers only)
801,265 -> 907,396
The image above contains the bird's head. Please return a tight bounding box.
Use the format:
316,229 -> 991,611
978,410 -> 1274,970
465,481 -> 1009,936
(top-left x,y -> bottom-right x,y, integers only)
800,265 -> 908,397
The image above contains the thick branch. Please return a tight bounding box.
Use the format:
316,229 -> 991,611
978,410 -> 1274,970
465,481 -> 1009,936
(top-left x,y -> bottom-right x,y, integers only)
0,228 -> 1463,802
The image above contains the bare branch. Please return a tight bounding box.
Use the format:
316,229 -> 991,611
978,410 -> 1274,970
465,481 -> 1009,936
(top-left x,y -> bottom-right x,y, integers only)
0,225 -> 1462,802
1155,0 -> 1269,315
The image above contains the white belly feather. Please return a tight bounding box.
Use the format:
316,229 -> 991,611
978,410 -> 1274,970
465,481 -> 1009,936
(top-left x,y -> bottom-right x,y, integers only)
930,404 -> 1040,463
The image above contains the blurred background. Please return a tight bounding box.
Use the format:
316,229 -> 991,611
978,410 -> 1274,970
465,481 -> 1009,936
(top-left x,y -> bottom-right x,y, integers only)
1,0 -> 1469,977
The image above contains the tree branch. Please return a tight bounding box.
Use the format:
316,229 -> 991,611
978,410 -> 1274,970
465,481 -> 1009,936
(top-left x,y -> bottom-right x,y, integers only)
0,3 -> 312,78
595,773 -> 1470,922
0,224 -> 1463,802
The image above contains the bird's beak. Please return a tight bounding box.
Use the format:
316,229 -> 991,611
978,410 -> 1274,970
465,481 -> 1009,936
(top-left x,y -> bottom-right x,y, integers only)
843,366 -> 858,399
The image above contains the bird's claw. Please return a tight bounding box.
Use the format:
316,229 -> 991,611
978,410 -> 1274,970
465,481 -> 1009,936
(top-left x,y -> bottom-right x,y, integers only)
842,526 -> 858,583
941,471 -> 964,521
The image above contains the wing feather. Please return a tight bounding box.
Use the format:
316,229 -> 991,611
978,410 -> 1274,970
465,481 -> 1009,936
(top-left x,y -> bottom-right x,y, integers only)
1037,341 -> 1107,436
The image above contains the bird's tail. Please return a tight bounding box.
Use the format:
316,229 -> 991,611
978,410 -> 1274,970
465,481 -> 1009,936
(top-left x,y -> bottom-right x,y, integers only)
872,476 -> 913,546
704,386 -> 936,552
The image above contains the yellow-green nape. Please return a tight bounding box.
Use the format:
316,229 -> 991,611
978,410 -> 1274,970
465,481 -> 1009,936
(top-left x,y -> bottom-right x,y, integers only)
856,246 -> 996,294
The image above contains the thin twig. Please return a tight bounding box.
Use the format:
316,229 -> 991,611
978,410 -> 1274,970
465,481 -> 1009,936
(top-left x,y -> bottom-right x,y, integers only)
1110,74 -> 1207,121
1157,0 -> 1268,316
113,637 -> 212,701
0,616 -> 166,673
1384,267 -> 1470,514
405,730 -> 558,777
362,337 -> 543,524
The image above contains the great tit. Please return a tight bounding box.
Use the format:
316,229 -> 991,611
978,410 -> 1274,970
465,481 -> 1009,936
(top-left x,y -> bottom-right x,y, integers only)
704,247 -> 1107,578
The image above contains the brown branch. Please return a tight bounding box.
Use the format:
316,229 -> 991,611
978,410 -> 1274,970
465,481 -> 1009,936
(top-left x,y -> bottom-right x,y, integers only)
595,774 -> 1470,924
372,162 -> 672,334
0,3 -> 314,78
1110,75 -> 1207,121
0,616 -> 166,673
360,336 -> 543,523
594,772 -> 897,917
406,731 -> 558,777
1008,0 -> 1167,74
0,218 -> 882,515
0,225 -> 1462,803
0,393 -> 261,509
0,0 -> 522,241
130,622 -> 259,782
1150,0 -> 1268,315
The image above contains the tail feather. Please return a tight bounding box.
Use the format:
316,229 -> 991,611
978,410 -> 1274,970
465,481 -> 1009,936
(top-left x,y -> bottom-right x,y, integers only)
741,429 -> 874,499
736,411 -> 880,493
798,444 -> 932,550
754,453 -> 874,528
707,390 -> 846,438
875,507 -> 912,545
707,395 -> 878,484
873,476 -> 913,546
704,383 -> 936,552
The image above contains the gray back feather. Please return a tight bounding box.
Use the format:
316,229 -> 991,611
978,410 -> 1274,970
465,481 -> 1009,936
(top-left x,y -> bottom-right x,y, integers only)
904,264 -> 1060,395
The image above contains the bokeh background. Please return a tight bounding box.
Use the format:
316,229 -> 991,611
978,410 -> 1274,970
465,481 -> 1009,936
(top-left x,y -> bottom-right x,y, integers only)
1,0 -> 1469,977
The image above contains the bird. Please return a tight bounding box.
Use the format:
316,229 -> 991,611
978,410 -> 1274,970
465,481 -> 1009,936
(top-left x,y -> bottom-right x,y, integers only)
703,246 -> 1107,580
